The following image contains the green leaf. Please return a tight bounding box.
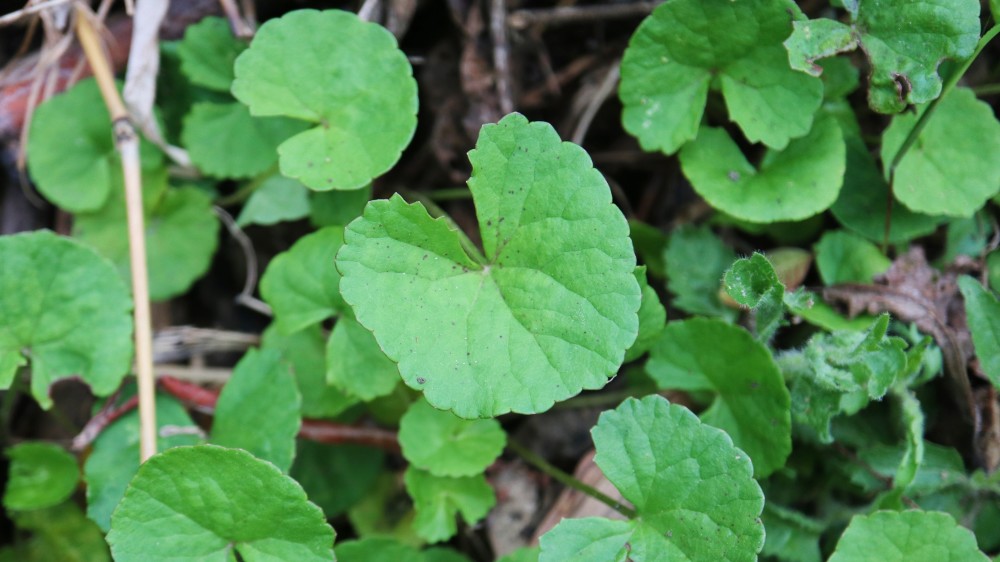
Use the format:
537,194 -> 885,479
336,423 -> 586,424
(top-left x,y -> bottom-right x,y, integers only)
210,349 -> 301,472
881,389 -> 926,508
814,230 -> 891,285
784,0 -> 980,113
26,79 -> 164,212
723,253 -> 786,342
10,502 -> 110,562
540,395 -> 765,561
232,9 -> 417,190
176,16 -> 245,91
882,88 -> 1000,217
347,473 -> 421,545
0,231 -> 132,409
237,174 -> 312,227
783,314 -> 908,442
942,213 -> 994,265
290,441 -> 383,517
404,467 -> 495,543
74,185 -> 219,301
679,117 -> 845,222
336,537 -> 472,562
958,276 -> 1000,390
646,319 -> 791,476
326,315 -> 401,401
260,226 -> 347,335
84,393 -> 201,532
829,511 -> 989,562
399,398 -> 506,477
3,443 -> 78,511
497,547 -> 541,562
311,185 -> 373,227
107,445 -> 335,561
849,441 -> 965,496
337,113 -> 640,418
261,325 -> 358,418
761,503 -> 823,562
182,102 -> 306,178
628,220 -> 668,279
619,0 -> 821,153
829,112 -> 943,243
625,267 -> 667,361
663,225 -> 736,319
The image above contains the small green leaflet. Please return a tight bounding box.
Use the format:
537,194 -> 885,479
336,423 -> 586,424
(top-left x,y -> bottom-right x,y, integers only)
814,230 -> 891,285
958,276 -> 1000,390
26,79 -> 164,212
107,445 -> 334,562
539,395 -> 765,561
337,113 -> 640,418
663,225 -> 737,319
404,467 -> 496,543
0,231 -> 132,409
784,0 -> 980,113
232,9 -> 418,191
261,325 -> 359,418
260,226 -> 347,335
646,318 -> 791,476
6,502 -> 111,562
348,473 -> 421,545
761,503 -> 823,562
829,511 -> 989,562
326,315 -> 401,401
398,398 -> 506,477
84,393 -> 201,532
291,441 -> 384,517
882,88 -> 1000,218
237,174 -> 312,227
679,117 -> 845,223
3,443 -> 78,511
625,267 -> 667,361
723,253 -> 786,342
210,348 -> 301,473
619,0 -> 821,153
311,185 -> 373,227
176,17 -> 245,92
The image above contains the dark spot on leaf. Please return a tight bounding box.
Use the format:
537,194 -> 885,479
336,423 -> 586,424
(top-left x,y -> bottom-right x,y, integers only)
422,254 -> 428,260
416,377 -> 426,384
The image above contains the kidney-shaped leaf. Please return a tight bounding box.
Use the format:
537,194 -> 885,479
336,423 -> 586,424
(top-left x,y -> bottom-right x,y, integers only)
620,0 -> 821,154
176,16 -> 245,91
881,88 -> 1000,218
785,0 -> 980,113
337,113 -> 640,418
3,443 -> 78,511
540,395 -> 765,562
646,319 -> 791,476
232,9 -> 417,191
679,117 -> 845,223
107,445 -> 334,562
399,398 -> 506,477
0,231 -> 132,409
829,511 -> 989,562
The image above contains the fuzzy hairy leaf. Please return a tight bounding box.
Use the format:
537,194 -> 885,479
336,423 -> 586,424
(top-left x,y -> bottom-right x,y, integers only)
232,9 -> 417,190
337,113 -> 640,418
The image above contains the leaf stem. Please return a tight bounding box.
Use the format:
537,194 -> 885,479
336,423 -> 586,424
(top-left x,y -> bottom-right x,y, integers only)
75,5 -> 157,462
506,438 -> 637,518
428,187 -> 473,201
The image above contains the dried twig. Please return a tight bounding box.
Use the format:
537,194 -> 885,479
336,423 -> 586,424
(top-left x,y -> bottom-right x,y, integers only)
490,0 -> 514,114
75,4 -> 157,462
213,206 -> 272,317
508,2 -> 661,29
571,61 -> 619,145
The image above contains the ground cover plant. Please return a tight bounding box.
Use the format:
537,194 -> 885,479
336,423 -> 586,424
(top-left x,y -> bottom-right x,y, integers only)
0,0 -> 999,559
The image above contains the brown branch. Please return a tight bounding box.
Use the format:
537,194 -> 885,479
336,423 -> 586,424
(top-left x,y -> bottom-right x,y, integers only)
71,395 -> 139,451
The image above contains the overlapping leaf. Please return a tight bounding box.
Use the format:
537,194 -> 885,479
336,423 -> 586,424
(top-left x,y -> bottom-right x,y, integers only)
176,16 -> 246,91
237,174 -> 312,227
829,511 -> 989,561
663,225 -> 736,319
74,184 -> 219,301
625,267 -> 666,361
326,314 -> 401,401
232,9 -> 417,190
814,230 -> 891,285
958,276 -> 1000,390
261,325 -> 358,418
620,0 -> 821,153
291,441 -> 383,517
679,117 -> 845,223
404,467 -> 495,543
785,0 -> 980,113
647,319 -> 791,476
107,445 -> 334,561
26,79 -> 164,212
0,232 -> 132,409
210,349 -> 301,472
3,443 -> 78,511
337,113 -> 640,418
539,395 -> 765,561
398,398 -> 506,477
881,88 -> 1000,218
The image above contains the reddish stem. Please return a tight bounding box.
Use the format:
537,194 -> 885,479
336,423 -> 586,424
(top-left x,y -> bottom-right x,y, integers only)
73,375 -> 401,453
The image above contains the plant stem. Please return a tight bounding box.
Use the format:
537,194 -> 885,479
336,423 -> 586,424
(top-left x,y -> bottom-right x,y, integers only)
428,187 -> 473,201
75,5 -> 157,462
973,82 -> 1000,96
882,24 -> 1000,250
506,438 -> 637,518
